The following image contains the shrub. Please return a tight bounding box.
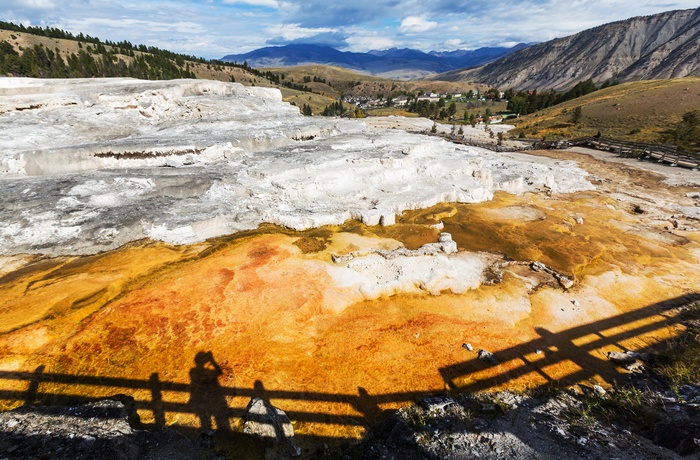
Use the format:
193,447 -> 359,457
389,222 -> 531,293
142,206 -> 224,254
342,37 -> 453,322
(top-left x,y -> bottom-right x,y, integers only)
662,110 -> 700,150
570,106 -> 583,124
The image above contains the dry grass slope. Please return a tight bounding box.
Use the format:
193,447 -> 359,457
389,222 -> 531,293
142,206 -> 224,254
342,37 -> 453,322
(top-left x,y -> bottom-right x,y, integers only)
512,77 -> 700,142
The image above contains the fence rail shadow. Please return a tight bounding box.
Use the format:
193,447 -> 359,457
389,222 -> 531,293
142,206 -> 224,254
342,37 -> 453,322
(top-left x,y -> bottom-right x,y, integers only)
1,293 -> 697,442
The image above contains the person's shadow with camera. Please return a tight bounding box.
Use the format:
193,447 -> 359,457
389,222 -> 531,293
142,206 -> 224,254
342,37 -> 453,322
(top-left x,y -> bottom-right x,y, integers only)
189,351 -> 231,433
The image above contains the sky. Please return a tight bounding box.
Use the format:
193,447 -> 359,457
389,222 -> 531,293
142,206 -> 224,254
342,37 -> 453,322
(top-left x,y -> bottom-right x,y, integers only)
2,1 -> 698,59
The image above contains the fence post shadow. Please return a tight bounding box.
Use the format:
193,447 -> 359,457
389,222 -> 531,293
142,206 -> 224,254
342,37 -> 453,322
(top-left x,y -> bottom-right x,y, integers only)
24,364 -> 45,406
149,372 -> 165,428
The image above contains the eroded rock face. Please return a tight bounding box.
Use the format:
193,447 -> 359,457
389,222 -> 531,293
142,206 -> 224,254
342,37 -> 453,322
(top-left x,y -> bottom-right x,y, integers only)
0,78 -> 594,256
453,8 -> 700,89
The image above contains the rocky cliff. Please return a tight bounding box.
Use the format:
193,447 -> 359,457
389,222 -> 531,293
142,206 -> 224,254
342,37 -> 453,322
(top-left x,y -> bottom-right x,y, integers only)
440,8 -> 700,90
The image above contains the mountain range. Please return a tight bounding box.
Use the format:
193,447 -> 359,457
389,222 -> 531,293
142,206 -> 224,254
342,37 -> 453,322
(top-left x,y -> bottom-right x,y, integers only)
221,44 -> 529,79
223,8 -> 700,90
438,8 -> 700,90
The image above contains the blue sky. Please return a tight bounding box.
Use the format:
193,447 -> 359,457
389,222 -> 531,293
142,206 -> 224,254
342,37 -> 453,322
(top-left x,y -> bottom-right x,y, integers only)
2,1 -> 698,58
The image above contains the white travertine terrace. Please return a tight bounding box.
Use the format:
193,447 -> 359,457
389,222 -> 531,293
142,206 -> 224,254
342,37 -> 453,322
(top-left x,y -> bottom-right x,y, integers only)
0,78 -> 594,255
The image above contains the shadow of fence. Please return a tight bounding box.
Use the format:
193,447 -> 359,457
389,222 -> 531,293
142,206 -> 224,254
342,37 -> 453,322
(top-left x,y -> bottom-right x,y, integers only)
0,293 -> 697,442
441,294 -> 698,392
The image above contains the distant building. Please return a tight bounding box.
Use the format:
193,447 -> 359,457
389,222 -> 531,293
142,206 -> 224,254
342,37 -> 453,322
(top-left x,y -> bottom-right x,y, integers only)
394,95 -> 409,106
417,94 -> 440,102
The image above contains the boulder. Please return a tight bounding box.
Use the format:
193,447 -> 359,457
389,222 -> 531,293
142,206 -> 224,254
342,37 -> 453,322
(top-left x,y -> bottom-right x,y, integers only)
243,398 -> 297,453
419,396 -> 456,412
606,351 -> 638,365
478,349 -> 499,365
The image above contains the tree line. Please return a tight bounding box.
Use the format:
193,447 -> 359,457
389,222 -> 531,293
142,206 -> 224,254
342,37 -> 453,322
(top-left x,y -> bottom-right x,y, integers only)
0,21 -> 102,44
407,99 -> 458,120
506,79 -> 618,116
0,21 -> 273,82
394,78 -> 619,123
0,21 -> 212,66
0,41 -> 196,79
319,100 -> 365,118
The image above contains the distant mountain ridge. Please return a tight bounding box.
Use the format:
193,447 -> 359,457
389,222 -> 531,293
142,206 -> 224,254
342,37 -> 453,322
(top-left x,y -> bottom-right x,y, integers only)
221,43 -> 528,79
437,8 -> 700,90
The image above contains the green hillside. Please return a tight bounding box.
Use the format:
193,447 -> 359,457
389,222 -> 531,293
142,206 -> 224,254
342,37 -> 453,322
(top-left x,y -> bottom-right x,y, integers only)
510,77 -> 700,146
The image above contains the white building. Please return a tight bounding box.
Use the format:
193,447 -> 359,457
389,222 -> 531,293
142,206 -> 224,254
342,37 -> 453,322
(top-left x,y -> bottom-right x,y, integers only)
393,95 -> 409,106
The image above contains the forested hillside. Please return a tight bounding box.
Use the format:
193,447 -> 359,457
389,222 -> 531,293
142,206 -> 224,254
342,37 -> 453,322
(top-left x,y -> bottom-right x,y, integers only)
0,39 -> 197,79
0,21 -> 259,82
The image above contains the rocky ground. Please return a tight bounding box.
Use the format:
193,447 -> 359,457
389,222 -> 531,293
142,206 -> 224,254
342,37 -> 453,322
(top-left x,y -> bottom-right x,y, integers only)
0,399 -> 209,460
355,380 -> 699,459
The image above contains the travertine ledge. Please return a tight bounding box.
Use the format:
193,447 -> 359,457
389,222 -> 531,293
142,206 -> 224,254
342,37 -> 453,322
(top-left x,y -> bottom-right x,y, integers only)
0,78 -> 594,255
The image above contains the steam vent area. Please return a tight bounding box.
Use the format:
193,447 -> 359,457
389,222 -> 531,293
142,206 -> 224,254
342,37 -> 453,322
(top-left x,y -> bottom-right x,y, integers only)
1,78 -> 700,450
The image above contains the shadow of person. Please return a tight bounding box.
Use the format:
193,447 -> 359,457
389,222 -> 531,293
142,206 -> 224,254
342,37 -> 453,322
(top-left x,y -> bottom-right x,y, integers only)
355,386 -> 381,423
189,351 -> 231,433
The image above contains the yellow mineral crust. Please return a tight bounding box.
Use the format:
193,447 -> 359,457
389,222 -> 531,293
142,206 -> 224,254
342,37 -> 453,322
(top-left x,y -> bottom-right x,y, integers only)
1,187 -> 698,441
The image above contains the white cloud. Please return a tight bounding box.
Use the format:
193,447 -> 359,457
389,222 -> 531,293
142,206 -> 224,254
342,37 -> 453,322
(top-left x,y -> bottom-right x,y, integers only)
345,33 -> 396,52
64,17 -> 207,35
399,16 -> 437,34
2,0 -> 699,58
222,0 -> 279,7
7,0 -> 56,9
264,24 -> 334,41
